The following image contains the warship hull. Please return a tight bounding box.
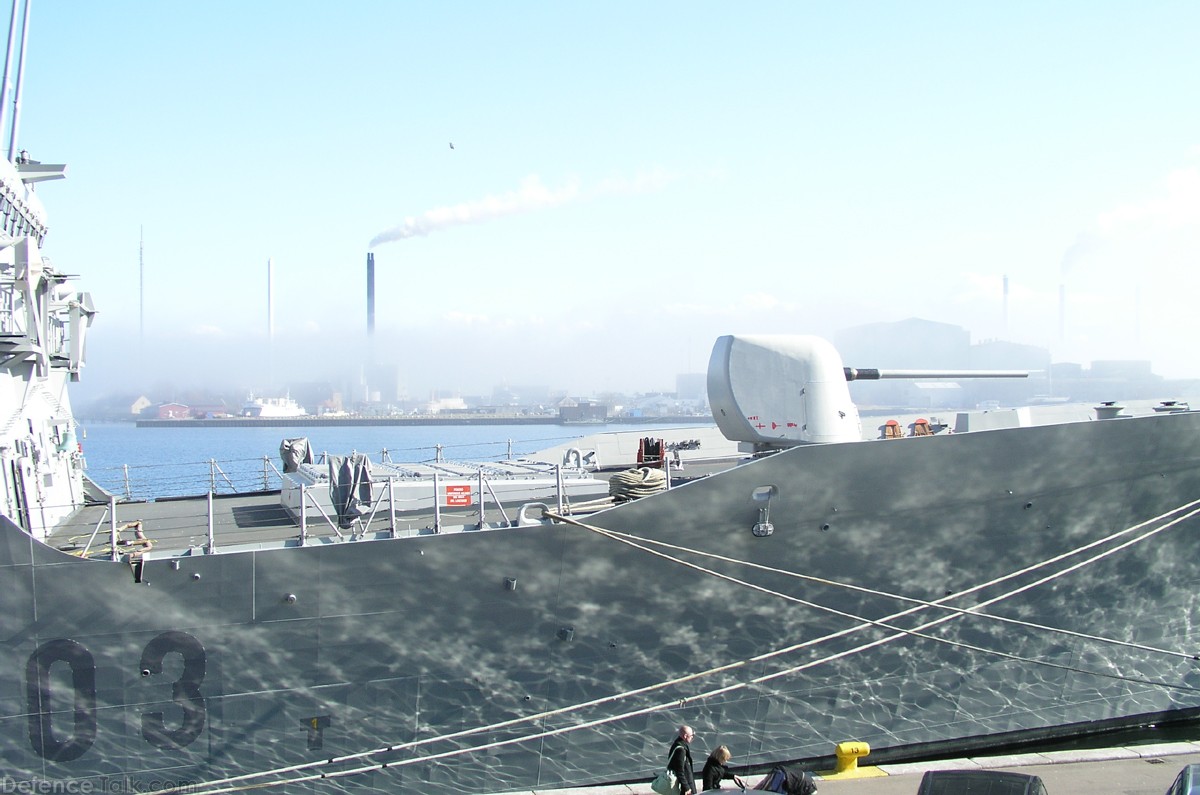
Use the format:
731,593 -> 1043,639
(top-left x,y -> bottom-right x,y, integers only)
4,407 -> 1200,793
1,12 -> 1196,788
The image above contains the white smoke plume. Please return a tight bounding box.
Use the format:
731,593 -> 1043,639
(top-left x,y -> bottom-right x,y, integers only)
1059,231 -> 1098,277
369,169 -> 672,249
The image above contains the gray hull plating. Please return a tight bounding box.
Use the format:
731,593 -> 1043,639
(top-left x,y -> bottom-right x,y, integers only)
3,411 -> 1200,793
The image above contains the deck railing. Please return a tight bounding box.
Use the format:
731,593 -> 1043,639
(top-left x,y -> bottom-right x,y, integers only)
74,456 -> 694,557
85,439 -> 545,502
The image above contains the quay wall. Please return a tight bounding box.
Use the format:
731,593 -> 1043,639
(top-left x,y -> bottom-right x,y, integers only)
133,416 -> 715,429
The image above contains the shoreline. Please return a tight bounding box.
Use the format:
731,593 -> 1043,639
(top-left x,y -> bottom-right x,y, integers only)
128,415 -> 717,429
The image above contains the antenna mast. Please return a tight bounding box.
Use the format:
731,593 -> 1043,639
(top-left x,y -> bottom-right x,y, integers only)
267,258 -> 275,390
0,0 -> 20,151
139,226 -> 145,347
5,0 -> 29,162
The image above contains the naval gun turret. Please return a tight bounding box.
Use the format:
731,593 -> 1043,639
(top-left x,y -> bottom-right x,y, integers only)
707,334 -> 1028,450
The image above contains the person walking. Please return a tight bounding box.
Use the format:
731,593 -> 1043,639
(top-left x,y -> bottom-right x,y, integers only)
668,725 -> 698,795
702,745 -> 747,791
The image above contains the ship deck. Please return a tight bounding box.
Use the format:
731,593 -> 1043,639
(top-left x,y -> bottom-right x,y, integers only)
45,457 -> 741,559
45,401 -> 1190,560
47,487 -> 577,558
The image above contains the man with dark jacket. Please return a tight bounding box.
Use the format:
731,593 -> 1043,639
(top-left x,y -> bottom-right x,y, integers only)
668,725 -> 698,795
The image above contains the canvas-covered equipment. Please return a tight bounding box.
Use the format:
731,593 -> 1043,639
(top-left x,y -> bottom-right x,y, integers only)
280,437 -> 313,473
328,452 -> 373,529
755,764 -> 817,795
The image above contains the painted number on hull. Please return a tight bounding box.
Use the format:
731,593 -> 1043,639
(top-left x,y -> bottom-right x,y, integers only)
140,631 -> 207,749
25,632 -> 207,761
26,639 -> 97,762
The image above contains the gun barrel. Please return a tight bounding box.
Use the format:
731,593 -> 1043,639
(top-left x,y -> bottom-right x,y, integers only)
844,368 -> 1029,381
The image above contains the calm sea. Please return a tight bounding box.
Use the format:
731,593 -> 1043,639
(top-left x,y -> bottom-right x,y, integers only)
78,421 -> 676,500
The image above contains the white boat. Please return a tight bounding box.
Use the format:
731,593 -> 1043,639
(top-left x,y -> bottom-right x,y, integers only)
241,395 -> 307,418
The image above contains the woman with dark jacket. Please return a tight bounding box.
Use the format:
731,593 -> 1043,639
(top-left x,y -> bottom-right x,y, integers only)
668,725 -> 698,795
702,745 -> 747,791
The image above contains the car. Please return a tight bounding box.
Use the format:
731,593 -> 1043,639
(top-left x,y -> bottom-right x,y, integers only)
916,769 -> 1049,794
1165,763 -> 1200,795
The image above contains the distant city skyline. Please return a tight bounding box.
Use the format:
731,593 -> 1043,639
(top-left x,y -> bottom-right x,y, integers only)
75,315 -> 1200,420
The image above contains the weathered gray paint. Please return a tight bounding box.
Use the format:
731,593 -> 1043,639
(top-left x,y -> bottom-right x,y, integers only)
2,411 -> 1199,794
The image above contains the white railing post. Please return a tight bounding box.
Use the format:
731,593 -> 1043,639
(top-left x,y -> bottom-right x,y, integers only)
433,472 -> 441,534
109,495 -> 118,562
299,484 -> 308,545
477,468 -> 485,530
122,464 -> 131,500
388,478 -> 396,537
556,464 -> 564,515
206,490 -> 215,552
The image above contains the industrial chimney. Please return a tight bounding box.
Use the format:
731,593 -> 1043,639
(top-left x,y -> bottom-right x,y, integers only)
367,252 -> 375,336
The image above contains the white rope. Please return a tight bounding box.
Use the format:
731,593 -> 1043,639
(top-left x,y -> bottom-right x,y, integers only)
168,497 -> 1200,795
590,500 -> 1200,662
608,467 -> 667,500
553,504 -> 1200,680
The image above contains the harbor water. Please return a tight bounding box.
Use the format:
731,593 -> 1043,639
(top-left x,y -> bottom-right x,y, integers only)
77,420 -> 686,500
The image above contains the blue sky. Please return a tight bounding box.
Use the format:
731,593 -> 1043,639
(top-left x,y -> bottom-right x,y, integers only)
15,1 -> 1200,399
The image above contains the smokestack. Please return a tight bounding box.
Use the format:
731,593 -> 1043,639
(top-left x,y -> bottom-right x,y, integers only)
367,252 -> 375,336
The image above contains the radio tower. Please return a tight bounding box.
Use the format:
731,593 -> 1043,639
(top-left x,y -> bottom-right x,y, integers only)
139,225 -> 144,347
267,257 -> 275,389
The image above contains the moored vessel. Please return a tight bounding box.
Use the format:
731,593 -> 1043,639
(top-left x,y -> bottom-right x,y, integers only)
4,17 -> 1200,795
241,394 -> 308,418
12,327 -> 1200,795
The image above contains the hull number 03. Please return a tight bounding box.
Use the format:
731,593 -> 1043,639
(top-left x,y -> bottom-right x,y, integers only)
25,632 -> 207,761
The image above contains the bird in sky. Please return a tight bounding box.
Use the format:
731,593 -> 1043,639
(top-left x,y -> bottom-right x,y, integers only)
449,142 -> 455,150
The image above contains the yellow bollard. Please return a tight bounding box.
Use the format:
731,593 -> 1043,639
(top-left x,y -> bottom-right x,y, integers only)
816,741 -> 887,780
835,741 -> 871,774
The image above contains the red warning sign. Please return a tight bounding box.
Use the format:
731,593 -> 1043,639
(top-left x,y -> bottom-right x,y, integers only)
444,484 -> 473,507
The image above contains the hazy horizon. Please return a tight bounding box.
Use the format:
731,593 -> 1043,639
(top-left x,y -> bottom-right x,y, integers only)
14,2 -> 1199,403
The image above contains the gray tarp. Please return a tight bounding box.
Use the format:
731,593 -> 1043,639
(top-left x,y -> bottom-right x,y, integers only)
280,437 -> 314,473
327,453 -> 373,529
